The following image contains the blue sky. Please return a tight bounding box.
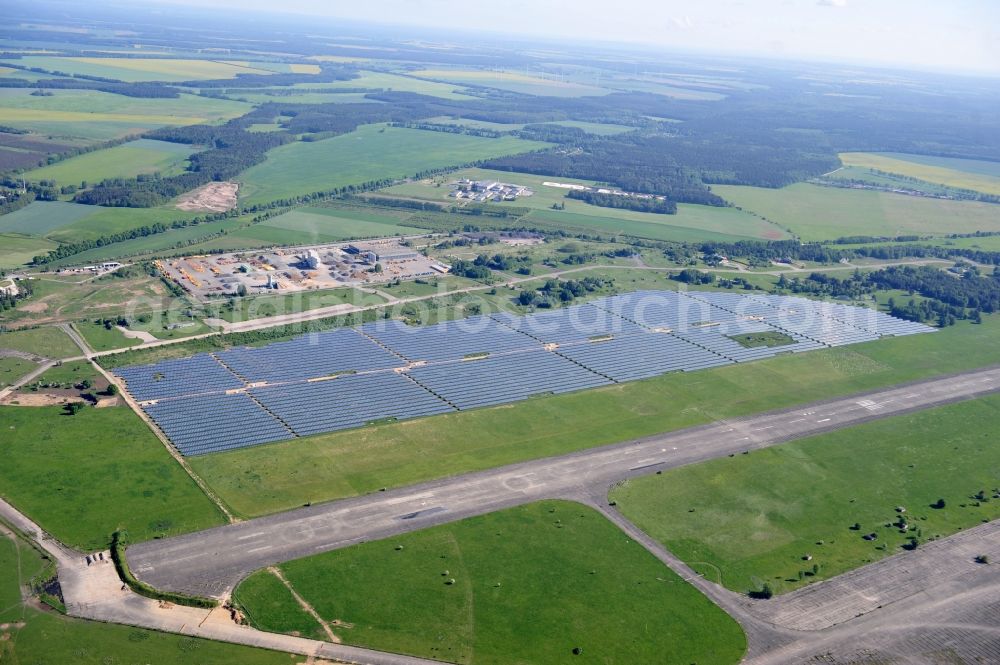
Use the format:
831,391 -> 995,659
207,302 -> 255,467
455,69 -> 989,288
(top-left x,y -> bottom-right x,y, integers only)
159,0 -> 1000,74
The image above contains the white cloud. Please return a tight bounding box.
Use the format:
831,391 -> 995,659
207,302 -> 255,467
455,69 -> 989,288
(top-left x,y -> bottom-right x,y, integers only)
818,0 -> 848,7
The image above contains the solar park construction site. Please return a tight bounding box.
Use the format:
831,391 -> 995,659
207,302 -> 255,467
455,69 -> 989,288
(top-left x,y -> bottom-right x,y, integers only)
113,290 -> 934,456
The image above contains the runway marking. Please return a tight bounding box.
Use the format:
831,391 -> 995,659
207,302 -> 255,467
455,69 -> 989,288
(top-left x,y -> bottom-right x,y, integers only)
789,418 -> 806,423
817,418 -> 831,423
382,492 -> 434,506
752,425 -> 776,431
236,531 -> 266,541
247,545 -> 272,554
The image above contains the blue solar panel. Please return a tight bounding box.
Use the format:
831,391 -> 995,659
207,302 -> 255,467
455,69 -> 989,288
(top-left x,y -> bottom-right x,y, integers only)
215,328 -> 402,384
118,289 -> 936,456
115,355 -> 243,401
595,290 -> 739,332
360,316 -> 540,362
555,332 -> 732,382
253,371 -> 454,435
144,393 -> 292,456
407,351 -> 611,410
493,303 -> 646,345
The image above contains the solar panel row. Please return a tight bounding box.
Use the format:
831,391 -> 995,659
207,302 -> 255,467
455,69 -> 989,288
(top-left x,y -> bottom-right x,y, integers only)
554,332 -> 732,382
492,303 -> 647,345
252,371 -> 455,436
407,351 -> 611,410
215,328 -> 401,384
144,393 -> 291,456
360,316 -> 539,362
116,355 -> 243,402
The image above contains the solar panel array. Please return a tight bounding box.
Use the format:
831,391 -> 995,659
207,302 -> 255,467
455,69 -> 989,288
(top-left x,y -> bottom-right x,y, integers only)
215,328 -> 401,384
555,332 -> 732,382
116,355 -> 243,401
494,303 -> 647,344
144,393 -> 291,456
114,289 -> 935,456
407,351 -> 611,410
360,316 -> 539,362
252,372 -> 454,436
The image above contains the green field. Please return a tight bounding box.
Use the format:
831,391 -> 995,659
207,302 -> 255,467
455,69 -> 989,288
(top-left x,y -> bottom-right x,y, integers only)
238,125 -> 550,205
0,326 -> 79,358
0,233 -> 58,268
46,206 -> 196,244
24,139 -> 196,187
381,168 -> 788,242
545,120 -> 633,134
45,216 -> 253,266
0,356 -> 37,387
0,274 -> 183,329
613,395 -> 1000,595
212,286 -> 386,323
289,70 -> 478,100
0,56 -> 281,82
31,358 -> 101,388
409,68 -> 610,98
74,320 -> 142,352
0,530 -> 295,664
0,405 -> 226,550
713,183 -> 1000,241
0,88 -> 250,142
840,152 -> 1000,196
0,200 -> 95,235
235,501 -> 745,664
423,116 -> 634,135
226,207 -> 427,245
190,316 -> 1000,518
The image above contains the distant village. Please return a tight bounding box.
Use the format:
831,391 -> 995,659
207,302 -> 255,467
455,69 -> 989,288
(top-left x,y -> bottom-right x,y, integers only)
450,179 -> 534,202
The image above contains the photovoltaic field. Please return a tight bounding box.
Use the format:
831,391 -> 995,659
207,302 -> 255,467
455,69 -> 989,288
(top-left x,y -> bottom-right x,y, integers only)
113,291 -> 935,456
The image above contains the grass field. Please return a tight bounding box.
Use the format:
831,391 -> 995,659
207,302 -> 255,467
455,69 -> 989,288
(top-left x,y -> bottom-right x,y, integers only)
409,68 -> 610,97
211,286 -> 386,323
0,356 -> 37,387
227,207 -> 427,245
546,119 -> 635,135
0,233 -> 58,268
0,274 -> 182,329
43,215 -> 256,267
74,320 -> 142,352
190,315 -> 1000,518
422,116 -> 526,131
612,395 -> 1000,595
235,501 -> 745,664
46,206 -> 196,244
0,326 -> 79,358
0,56 -> 281,82
0,405 -> 226,550
0,88 -> 250,142
0,531 -> 295,664
291,70 -> 478,100
238,125 -> 550,205
840,152 -> 1000,196
381,168 -> 789,242
24,139 -> 195,187
31,358 -> 100,388
0,200 -> 96,236
713,183 -> 1000,241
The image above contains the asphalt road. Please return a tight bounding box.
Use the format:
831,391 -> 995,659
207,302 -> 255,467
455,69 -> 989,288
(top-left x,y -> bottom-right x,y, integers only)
129,364 -> 1000,598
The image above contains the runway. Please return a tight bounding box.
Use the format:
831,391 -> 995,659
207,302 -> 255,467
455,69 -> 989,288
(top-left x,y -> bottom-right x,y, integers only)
129,364 -> 1000,599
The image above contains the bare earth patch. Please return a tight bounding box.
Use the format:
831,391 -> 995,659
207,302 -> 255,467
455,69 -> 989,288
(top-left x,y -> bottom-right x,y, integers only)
176,181 -> 239,213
